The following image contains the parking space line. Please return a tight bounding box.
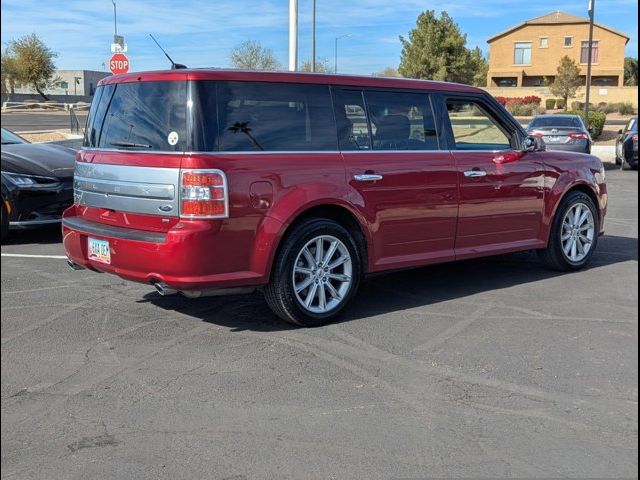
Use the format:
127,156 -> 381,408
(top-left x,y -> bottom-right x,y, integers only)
1,253 -> 67,259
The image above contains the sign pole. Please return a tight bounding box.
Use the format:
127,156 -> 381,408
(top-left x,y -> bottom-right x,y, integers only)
584,0 -> 596,123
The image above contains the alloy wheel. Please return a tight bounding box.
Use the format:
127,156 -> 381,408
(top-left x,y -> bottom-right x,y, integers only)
292,235 -> 353,314
561,202 -> 595,263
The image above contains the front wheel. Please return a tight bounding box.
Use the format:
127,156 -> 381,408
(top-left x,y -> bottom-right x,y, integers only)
538,191 -> 598,271
264,218 -> 362,327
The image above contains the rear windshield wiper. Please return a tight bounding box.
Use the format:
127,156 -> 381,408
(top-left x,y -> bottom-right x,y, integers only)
109,141 -> 153,149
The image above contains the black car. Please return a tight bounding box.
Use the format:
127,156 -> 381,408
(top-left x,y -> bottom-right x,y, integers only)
526,114 -> 592,154
1,128 -> 75,241
615,116 -> 638,170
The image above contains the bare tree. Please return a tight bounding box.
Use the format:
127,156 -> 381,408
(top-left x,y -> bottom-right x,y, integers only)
229,40 -> 281,71
299,58 -> 331,73
373,67 -> 401,78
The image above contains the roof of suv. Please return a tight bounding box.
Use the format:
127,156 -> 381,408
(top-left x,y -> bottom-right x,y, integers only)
97,68 -> 484,93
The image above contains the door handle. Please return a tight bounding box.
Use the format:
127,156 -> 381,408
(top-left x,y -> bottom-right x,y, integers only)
463,170 -> 487,178
353,173 -> 384,182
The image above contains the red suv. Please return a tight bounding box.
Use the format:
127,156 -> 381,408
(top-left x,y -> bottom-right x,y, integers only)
63,69 -> 607,326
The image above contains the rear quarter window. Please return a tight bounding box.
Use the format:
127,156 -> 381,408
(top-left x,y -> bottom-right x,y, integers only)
213,82 -> 337,152
95,81 -> 187,152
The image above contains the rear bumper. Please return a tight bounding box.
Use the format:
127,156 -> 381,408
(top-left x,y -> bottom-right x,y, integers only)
544,141 -> 590,153
62,209 -> 268,291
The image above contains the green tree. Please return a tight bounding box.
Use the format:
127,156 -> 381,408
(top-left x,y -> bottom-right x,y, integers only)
229,40 -> 281,71
469,47 -> 489,87
624,57 -> 638,86
548,56 -> 582,111
373,66 -> 401,78
398,10 -> 477,84
1,49 -> 19,97
5,34 -> 58,100
300,58 -> 330,73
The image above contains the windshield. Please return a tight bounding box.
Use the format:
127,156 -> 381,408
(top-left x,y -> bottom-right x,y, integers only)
529,117 -> 583,129
84,81 -> 187,152
1,128 -> 28,145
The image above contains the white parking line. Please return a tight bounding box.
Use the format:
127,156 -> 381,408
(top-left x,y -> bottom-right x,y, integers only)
1,253 -> 67,259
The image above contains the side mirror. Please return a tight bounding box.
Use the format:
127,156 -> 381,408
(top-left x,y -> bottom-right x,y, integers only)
523,135 -> 546,153
618,129 -> 624,135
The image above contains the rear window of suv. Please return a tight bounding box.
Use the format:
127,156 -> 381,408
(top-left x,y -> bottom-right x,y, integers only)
85,81 -> 187,152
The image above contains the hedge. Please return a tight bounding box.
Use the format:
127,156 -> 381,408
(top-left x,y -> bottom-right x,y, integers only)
545,99 -> 557,110
495,96 -> 542,107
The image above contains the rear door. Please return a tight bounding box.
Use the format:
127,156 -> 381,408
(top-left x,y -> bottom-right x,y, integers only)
443,95 -> 546,259
334,87 -> 458,271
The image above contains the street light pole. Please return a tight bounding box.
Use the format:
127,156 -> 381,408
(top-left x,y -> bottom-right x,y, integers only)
334,34 -> 351,74
311,0 -> 316,72
289,0 -> 298,71
112,0 -> 118,37
584,0 -> 595,122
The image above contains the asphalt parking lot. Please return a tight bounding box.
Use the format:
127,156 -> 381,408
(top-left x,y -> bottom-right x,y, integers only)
1,166 -> 637,479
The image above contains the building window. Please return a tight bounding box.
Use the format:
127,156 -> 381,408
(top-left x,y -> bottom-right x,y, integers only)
564,36 -> 573,47
514,42 -> 532,65
539,37 -> 549,48
495,78 -> 517,87
581,41 -> 599,63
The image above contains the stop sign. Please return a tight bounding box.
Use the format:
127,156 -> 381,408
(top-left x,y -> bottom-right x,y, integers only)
109,53 -> 130,75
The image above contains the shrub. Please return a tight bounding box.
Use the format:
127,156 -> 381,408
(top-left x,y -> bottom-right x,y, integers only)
558,110 -> 606,138
618,102 -> 635,115
545,98 -> 557,110
571,101 -> 583,111
507,102 -> 543,116
556,98 -> 566,110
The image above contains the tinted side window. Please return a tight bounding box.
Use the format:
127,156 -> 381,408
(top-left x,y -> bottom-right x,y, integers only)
216,82 -> 336,151
98,81 -> 187,152
333,89 -> 372,150
446,100 -> 512,151
365,90 -> 438,151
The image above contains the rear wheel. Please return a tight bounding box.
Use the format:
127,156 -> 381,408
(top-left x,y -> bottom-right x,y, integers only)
538,191 -> 598,271
264,218 -> 362,327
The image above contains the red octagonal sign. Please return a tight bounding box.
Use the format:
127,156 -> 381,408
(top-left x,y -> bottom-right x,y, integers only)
109,53 -> 130,75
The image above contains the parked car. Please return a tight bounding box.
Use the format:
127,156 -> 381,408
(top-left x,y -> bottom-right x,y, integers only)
1,128 -> 75,241
63,70 -> 607,326
615,116 -> 638,170
526,114 -> 592,153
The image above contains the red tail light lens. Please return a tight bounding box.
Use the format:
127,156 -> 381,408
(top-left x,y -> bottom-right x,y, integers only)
568,133 -> 589,139
180,169 -> 228,219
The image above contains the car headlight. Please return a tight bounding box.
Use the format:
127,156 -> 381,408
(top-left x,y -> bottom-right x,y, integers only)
1,171 -> 60,187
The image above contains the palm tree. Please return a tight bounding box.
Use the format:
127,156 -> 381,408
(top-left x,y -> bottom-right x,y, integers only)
227,122 -> 264,151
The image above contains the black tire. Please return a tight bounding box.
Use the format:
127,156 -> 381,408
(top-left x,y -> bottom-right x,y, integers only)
264,218 -> 362,327
538,191 -> 599,271
1,200 -> 8,243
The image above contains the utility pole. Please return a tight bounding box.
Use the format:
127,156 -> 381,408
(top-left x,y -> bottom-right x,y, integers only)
289,0 -> 298,71
311,0 -> 316,72
584,0 -> 595,123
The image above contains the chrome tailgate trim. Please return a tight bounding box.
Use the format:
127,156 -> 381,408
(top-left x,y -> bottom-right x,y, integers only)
74,162 -> 180,217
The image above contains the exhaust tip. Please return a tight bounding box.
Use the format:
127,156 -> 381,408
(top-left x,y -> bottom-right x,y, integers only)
67,259 -> 85,271
154,282 -> 178,296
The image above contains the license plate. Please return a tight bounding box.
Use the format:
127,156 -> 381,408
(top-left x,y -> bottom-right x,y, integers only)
88,237 -> 111,264
545,136 -> 562,143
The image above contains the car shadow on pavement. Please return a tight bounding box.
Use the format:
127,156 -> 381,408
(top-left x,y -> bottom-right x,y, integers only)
2,225 -> 62,245
143,234 -> 637,332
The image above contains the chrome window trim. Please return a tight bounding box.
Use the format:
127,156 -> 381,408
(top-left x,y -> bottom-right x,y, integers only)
80,147 -> 457,155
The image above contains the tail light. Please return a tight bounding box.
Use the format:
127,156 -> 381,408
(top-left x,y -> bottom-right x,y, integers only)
568,133 -> 589,139
180,169 -> 228,219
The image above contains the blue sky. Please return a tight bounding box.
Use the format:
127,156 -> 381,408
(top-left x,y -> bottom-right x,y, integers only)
1,0 -> 637,74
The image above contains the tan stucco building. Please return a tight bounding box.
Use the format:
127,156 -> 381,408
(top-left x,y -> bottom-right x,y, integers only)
486,11 -> 629,88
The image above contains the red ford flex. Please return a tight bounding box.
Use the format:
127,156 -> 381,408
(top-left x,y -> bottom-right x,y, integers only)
63,69 -> 607,326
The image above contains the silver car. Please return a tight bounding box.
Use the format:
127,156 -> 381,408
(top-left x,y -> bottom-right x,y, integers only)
526,114 -> 592,154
